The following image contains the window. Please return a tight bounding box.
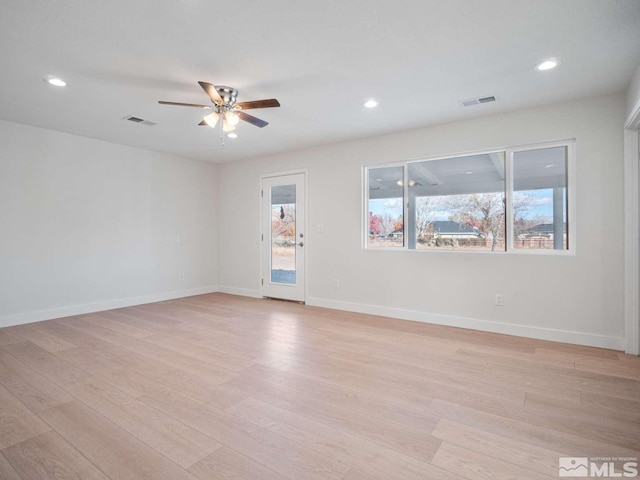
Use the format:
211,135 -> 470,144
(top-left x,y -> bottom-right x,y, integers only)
367,165 -> 404,247
407,152 -> 506,251
512,146 -> 568,250
364,141 -> 573,253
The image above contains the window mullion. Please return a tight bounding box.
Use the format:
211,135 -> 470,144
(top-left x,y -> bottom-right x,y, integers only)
404,163 -> 410,250
505,149 -> 514,252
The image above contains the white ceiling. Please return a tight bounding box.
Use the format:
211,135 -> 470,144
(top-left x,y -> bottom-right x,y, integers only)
1,0 -> 639,163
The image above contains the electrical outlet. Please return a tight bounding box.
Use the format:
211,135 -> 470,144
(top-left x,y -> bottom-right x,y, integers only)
176,235 -> 181,243
179,273 -> 185,281
332,279 -> 340,289
495,293 -> 504,306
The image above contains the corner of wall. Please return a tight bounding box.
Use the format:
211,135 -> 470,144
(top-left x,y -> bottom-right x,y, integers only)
626,64 -> 640,122
0,286 -> 219,328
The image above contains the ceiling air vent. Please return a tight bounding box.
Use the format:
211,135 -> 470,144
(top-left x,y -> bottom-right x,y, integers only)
459,95 -> 497,107
123,115 -> 157,126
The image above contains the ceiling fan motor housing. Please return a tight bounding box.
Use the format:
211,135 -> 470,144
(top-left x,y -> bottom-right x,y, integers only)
216,86 -> 238,107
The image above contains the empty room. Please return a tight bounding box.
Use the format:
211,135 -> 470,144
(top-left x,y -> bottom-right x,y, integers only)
1,1 -> 640,479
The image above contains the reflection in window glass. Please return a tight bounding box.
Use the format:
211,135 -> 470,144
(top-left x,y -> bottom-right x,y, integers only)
407,153 -> 506,251
512,146 -> 568,250
368,166 -> 404,247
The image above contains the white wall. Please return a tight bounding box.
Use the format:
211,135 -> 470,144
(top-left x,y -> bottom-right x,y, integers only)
0,120 -> 218,326
624,65 -> 640,354
218,93 -> 626,349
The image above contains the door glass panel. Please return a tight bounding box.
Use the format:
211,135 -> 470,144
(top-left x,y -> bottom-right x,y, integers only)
271,184 -> 296,284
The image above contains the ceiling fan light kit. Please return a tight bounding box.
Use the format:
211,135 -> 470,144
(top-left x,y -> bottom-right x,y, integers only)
224,110 -> 240,126
203,111 -> 219,128
159,81 -> 280,146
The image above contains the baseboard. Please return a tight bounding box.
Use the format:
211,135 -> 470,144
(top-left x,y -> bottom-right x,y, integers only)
8,286 -> 621,350
0,285 -> 219,328
307,296 -> 625,351
217,286 -> 262,298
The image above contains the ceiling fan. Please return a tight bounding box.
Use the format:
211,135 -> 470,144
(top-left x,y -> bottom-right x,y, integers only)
158,81 -> 280,142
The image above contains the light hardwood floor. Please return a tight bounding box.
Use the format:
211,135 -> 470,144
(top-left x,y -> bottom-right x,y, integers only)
0,293 -> 639,479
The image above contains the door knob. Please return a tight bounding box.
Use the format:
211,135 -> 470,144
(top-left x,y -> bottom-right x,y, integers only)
297,241 -> 304,247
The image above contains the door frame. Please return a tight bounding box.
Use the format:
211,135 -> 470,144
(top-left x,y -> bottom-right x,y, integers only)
624,102 -> 640,355
259,169 -> 308,302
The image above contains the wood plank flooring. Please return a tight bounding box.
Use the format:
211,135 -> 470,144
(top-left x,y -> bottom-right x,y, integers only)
1,293 -> 639,479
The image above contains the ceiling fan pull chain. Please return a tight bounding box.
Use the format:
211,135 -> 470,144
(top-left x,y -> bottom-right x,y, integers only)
219,111 -> 225,147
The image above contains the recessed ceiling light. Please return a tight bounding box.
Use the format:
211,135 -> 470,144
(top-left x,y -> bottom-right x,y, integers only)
44,75 -> 67,87
545,164 -> 555,168
227,132 -> 238,139
465,171 -> 473,175
363,99 -> 378,108
536,59 -> 559,71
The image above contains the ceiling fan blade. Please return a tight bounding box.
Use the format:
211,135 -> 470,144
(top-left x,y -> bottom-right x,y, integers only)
236,99 -> 281,110
238,111 -> 268,128
158,101 -> 211,109
198,81 -> 223,104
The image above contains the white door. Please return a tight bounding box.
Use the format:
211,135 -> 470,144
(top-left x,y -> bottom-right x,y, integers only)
261,173 -> 306,302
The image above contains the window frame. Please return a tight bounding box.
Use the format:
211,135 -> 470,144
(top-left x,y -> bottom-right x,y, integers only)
363,139 -> 576,255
